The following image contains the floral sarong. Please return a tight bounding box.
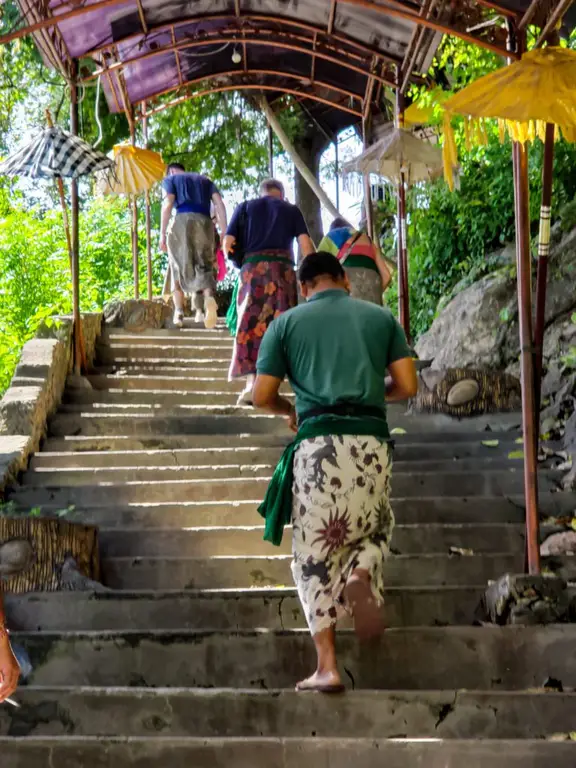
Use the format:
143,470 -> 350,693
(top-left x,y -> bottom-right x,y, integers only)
228,253 -> 297,379
291,434 -> 394,635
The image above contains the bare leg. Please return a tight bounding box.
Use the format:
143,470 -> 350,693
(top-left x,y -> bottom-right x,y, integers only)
173,281 -> 185,328
296,626 -> 343,692
203,287 -> 218,330
344,567 -> 384,641
193,292 -> 204,324
236,373 -> 255,405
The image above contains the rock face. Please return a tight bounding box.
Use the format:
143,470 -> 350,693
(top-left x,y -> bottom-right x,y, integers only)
416,272 -> 515,370
103,299 -> 172,331
416,227 -> 576,374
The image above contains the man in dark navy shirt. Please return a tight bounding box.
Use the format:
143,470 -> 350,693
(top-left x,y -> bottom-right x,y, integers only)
160,163 -> 227,329
222,179 -> 314,404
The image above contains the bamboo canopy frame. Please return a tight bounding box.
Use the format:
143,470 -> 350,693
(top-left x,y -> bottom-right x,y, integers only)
0,0 -> 573,581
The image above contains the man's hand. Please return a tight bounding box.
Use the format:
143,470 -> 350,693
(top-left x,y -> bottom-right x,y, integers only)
159,237 -> 168,253
0,633 -> 19,703
286,405 -> 297,433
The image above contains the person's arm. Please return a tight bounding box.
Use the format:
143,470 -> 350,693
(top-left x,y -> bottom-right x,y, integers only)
159,191 -> 175,253
212,191 -> 227,235
386,357 -> 418,402
253,374 -> 296,432
371,240 -> 393,292
223,203 -> 241,258
297,234 -> 315,258
252,321 -> 296,431
293,207 -> 315,260
0,592 -> 19,703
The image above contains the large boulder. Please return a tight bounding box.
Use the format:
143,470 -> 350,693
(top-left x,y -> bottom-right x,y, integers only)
416,226 -> 576,373
415,272 -> 515,370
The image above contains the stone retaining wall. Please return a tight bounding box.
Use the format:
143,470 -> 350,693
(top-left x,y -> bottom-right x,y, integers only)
0,313 -> 102,497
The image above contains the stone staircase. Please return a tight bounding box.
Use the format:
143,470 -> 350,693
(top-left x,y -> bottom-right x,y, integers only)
2,322 -> 576,765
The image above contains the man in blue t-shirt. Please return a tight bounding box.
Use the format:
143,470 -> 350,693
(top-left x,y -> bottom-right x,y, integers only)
160,163 -> 227,329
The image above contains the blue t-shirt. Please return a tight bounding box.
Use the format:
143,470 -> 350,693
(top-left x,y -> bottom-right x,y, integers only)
226,196 -> 308,255
162,172 -> 218,216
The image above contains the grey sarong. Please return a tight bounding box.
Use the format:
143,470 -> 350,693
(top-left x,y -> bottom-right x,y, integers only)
167,212 -> 216,293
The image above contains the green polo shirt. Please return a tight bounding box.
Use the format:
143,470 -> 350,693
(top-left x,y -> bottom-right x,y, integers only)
256,288 -> 411,430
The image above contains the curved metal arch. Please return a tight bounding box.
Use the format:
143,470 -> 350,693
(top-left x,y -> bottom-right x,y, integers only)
133,68 -> 364,107
88,34 -> 391,89
139,82 -> 363,118
86,12 -> 402,66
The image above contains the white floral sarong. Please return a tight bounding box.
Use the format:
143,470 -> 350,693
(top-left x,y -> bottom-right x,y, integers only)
291,434 -> 394,635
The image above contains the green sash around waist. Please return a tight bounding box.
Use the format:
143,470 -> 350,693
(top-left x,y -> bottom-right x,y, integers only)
257,415 -> 391,546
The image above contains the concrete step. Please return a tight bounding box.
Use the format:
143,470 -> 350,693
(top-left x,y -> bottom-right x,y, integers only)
62,389 -> 296,408
96,524 -> 525,558
30,439 -> 525,468
95,362 -> 232,375
10,470 -> 555,507
18,493 -> 536,529
87,374 -> 243,392
98,343 -> 234,361
104,328 -> 231,341
64,389 -> 252,407
24,457 -> 530,485
99,553 -> 525,589
12,626 -> 576,689
2,737 -> 576,767
5,586 -> 484,631
2,688 -> 576,740
12,492 -> 574,527
47,412 -> 525,438
41,430 -> 523,453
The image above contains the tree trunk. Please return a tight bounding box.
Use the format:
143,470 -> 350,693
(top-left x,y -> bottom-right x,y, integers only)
293,129 -> 331,247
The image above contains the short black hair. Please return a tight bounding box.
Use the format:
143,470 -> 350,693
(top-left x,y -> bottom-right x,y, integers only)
167,162 -> 186,173
329,216 -> 349,231
298,251 -> 345,285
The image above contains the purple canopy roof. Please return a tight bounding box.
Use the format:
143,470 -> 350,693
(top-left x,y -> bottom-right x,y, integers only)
14,0 -> 564,132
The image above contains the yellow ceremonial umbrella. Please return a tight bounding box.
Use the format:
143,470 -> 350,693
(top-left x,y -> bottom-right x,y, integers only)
442,46 -> 576,397
97,143 -> 165,300
441,45 -> 576,577
97,143 -> 165,196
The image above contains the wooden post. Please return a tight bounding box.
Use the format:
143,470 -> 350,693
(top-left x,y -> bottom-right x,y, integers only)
128,113 -> 140,299
334,134 -> 340,211
361,118 -> 374,240
534,123 -> 554,416
268,122 -> 274,177
512,138 -> 541,576
69,64 -> 87,374
142,102 -> 153,301
396,86 -> 410,342
258,95 -> 343,221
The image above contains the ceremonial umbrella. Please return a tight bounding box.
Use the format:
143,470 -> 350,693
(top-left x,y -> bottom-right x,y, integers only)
343,124 -> 443,340
96,143 -> 165,300
443,46 -> 576,399
0,117 -> 114,371
441,45 -> 576,576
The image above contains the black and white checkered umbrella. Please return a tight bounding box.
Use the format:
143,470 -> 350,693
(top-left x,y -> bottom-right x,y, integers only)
0,127 -> 114,179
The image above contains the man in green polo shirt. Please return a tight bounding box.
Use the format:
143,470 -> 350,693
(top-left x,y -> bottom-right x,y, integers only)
253,251 -> 417,694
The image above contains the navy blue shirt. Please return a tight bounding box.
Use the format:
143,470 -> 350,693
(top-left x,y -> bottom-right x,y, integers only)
162,172 -> 218,216
226,196 -> 308,255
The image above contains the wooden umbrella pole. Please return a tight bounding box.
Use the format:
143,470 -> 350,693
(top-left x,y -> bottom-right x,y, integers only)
69,73 -> 87,374
131,195 -> 140,299
534,122 -> 554,418
512,138 -> 541,576
142,101 -> 153,301
395,87 -> 410,341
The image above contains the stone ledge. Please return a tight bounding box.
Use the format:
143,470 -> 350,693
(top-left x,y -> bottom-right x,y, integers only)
0,313 -> 102,498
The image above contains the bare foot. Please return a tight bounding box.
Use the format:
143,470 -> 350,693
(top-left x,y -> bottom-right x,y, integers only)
344,573 -> 384,641
296,669 -> 345,693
